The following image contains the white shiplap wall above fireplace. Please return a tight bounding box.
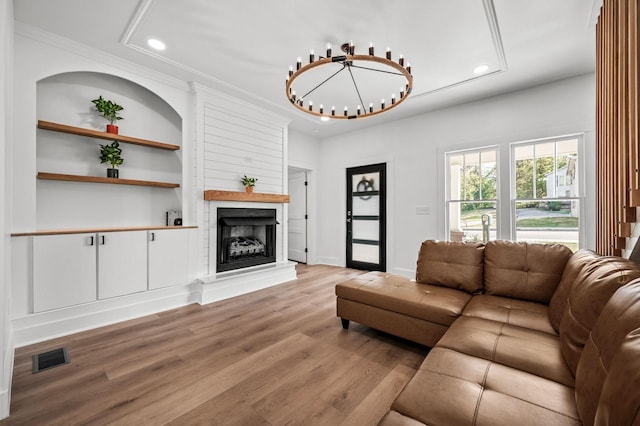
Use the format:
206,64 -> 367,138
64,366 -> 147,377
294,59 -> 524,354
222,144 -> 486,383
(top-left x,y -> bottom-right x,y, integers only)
192,84 -> 291,274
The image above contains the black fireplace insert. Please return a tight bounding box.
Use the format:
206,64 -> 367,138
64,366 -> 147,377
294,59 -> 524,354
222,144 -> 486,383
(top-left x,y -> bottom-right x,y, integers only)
217,207 -> 277,272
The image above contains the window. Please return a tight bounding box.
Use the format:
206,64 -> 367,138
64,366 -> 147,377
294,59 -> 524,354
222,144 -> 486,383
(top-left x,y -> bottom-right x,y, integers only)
446,147 -> 499,243
512,137 -> 581,251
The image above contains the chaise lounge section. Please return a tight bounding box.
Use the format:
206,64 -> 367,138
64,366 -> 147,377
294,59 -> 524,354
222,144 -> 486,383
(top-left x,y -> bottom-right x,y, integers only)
335,240 -> 640,425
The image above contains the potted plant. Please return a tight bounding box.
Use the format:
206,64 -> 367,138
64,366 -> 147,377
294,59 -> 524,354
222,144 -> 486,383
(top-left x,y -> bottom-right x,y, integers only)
99,141 -> 124,178
91,95 -> 124,134
241,175 -> 257,193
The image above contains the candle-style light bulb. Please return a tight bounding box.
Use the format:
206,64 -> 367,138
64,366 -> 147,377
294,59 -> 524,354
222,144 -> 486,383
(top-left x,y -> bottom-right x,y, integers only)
309,49 -> 315,63
326,43 -> 332,58
369,102 -> 374,113
391,94 -> 396,104
381,99 -> 385,109
369,42 -> 374,55
291,90 -> 296,101
309,101 -> 313,111
331,106 -> 336,116
344,106 -> 348,116
400,87 -> 405,98
407,63 -> 412,74
289,65 -> 294,77
296,57 -> 302,70
320,104 -> 324,114
399,54 -> 404,66
349,41 -> 354,55
357,105 -> 362,115
386,47 -> 391,60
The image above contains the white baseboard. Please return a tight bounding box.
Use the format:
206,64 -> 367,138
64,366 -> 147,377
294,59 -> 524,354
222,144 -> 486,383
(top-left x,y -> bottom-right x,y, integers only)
198,261 -> 297,305
12,262 -> 298,347
0,388 -> 8,421
0,324 -> 12,420
315,256 -> 340,266
11,282 -> 200,347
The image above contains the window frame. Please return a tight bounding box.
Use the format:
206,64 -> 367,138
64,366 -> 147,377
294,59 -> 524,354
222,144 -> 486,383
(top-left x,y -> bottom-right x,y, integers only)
509,134 -> 585,249
444,145 -> 501,243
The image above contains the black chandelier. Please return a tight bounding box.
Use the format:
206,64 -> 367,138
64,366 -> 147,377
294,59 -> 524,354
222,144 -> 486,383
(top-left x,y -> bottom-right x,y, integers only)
285,41 -> 413,120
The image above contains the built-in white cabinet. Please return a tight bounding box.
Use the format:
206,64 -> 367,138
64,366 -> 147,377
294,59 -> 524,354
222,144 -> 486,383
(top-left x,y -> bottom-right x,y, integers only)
148,229 -> 190,290
98,231 -> 148,299
33,233 -> 97,312
30,228 -> 192,313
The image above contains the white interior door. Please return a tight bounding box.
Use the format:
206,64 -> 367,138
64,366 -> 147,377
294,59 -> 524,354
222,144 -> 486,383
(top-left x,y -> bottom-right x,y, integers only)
288,170 -> 307,263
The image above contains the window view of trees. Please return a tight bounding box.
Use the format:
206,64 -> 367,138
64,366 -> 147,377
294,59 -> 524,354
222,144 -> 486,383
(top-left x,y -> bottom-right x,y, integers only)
513,138 -> 580,251
447,148 -> 498,242
446,137 -> 581,250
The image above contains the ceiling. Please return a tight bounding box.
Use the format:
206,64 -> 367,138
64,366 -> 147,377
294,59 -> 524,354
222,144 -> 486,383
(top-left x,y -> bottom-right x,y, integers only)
13,0 -> 598,138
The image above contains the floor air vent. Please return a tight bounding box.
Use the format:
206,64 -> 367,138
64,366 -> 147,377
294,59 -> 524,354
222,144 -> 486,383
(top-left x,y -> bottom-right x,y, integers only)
32,347 -> 70,373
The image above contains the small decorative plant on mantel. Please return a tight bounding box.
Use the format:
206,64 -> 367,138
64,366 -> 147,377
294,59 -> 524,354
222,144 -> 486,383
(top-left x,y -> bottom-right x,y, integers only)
241,175 -> 257,193
99,141 -> 124,178
91,95 -> 124,134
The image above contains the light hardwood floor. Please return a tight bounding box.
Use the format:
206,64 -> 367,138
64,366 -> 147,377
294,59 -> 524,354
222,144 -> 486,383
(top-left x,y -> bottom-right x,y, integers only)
2,265 -> 427,425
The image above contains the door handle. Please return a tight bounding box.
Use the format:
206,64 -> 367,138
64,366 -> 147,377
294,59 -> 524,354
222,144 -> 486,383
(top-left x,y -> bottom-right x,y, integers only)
88,236 -> 94,246
150,232 -> 155,242
100,235 -> 105,245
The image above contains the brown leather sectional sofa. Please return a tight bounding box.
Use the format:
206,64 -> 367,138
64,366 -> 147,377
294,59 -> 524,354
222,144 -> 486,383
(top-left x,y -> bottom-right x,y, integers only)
335,240 -> 640,425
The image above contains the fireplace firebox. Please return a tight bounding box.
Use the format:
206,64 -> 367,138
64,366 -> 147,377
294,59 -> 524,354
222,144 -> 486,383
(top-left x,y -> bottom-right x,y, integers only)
217,208 -> 277,272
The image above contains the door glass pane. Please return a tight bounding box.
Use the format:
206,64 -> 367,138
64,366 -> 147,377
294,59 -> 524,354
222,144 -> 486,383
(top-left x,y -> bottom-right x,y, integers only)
352,172 -> 380,192
352,195 -> 379,216
352,243 -> 379,264
352,220 -> 379,241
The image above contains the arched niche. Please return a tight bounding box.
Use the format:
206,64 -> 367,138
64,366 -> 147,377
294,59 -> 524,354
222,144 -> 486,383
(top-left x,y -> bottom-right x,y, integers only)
35,71 -> 183,229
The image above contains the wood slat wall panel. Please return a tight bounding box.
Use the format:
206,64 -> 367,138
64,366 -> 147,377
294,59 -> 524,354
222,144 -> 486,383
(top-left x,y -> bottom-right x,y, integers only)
596,0 -> 639,255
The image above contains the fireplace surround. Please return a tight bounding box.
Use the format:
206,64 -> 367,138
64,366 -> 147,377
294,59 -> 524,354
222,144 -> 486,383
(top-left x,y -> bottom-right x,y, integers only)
216,207 -> 277,272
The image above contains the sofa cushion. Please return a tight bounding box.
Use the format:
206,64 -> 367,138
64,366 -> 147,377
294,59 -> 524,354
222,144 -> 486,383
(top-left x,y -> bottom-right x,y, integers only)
335,271 -> 471,327
388,347 -> 580,426
484,240 -> 572,303
462,294 -> 556,335
559,256 -> 640,375
574,280 -> 640,426
415,240 -> 484,294
436,316 -> 573,387
548,249 -> 598,333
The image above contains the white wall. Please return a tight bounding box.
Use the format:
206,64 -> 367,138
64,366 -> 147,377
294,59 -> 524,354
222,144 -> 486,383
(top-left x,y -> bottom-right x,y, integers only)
0,0 -> 13,419
316,74 -> 596,276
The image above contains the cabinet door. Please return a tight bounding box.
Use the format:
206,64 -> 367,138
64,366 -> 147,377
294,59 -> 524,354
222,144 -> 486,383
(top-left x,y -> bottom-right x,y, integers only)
148,229 -> 190,290
98,231 -> 148,299
33,233 -> 97,312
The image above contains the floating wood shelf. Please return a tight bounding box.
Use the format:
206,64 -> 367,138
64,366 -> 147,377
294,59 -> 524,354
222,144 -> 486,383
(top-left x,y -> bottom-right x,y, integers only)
204,189 -> 290,203
38,172 -> 180,188
11,225 -> 198,237
38,120 -> 180,151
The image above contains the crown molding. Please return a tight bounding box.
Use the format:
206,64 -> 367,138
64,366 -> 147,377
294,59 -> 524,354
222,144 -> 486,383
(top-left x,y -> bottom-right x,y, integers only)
14,22 -> 190,92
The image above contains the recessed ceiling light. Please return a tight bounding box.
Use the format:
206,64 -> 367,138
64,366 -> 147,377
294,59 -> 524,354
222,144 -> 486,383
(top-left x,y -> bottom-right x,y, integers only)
147,39 -> 166,51
473,64 -> 489,75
